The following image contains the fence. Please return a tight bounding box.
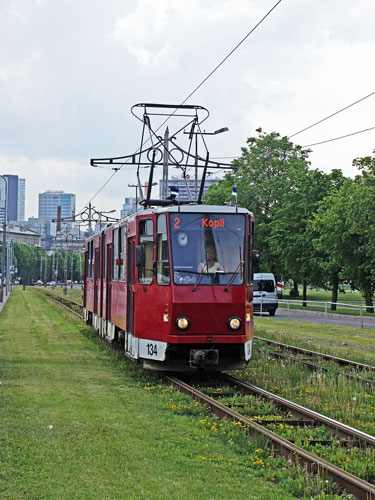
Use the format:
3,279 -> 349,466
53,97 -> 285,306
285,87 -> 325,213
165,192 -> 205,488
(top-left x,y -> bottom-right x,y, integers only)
265,299 -> 375,329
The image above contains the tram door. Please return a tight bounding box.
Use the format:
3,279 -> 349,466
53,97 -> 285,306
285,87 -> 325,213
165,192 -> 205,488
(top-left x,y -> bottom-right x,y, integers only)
99,236 -> 103,317
94,246 -> 100,315
106,243 -> 112,321
126,237 -> 135,335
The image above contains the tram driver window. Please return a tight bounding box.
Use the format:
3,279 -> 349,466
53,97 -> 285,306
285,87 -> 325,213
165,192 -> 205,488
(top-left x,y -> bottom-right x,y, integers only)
138,219 -> 154,285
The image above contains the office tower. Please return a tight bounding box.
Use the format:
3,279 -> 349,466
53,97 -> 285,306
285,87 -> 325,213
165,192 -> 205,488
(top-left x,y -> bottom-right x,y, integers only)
120,197 -> 137,218
159,177 -> 220,202
0,174 -> 25,223
17,178 -> 25,221
38,191 -> 76,229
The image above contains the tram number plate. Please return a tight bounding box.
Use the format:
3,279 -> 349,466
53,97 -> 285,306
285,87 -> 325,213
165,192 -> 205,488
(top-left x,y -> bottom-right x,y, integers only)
147,343 -> 158,356
139,338 -> 167,361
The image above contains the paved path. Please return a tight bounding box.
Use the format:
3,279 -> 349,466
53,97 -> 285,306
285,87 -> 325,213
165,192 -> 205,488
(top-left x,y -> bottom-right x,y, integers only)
257,306 -> 375,330
0,288 -> 11,314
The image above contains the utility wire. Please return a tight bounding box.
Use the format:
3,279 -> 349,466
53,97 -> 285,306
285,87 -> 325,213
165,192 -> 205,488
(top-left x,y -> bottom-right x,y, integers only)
289,91 -> 375,139
180,0 -> 283,106
84,0 -> 283,210
302,125 -> 375,148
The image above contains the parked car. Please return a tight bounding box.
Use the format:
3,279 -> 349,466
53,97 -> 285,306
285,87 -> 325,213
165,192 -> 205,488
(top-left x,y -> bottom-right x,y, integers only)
33,280 -> 43,286
253,273 -> 278,316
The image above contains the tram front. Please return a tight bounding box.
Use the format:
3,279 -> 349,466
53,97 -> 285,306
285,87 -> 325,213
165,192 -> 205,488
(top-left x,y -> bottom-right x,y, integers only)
166,205 -> 255,371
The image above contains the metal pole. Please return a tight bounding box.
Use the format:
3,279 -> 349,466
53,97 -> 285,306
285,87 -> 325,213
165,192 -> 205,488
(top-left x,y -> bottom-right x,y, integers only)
71,236 -> 74,288
325,302 -> 328,324
0,175 -> 8,302
360,306 -> 363,329
88,202 -> 92,235
79,251 -> 82,287
162,127 -> 169,199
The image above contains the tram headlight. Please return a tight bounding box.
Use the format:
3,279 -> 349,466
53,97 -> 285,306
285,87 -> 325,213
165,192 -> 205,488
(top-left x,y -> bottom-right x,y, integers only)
228,316 -> 241,330
176,316 -> 190,330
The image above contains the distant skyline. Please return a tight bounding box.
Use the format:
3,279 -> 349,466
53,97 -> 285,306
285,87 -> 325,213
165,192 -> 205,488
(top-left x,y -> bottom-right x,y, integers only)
1,0 -> 375,220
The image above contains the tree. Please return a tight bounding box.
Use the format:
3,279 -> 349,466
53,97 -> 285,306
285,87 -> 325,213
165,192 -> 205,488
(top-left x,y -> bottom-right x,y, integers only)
267,168 -> 345,305
205,129 -> 312,278
313,161 -> 375,312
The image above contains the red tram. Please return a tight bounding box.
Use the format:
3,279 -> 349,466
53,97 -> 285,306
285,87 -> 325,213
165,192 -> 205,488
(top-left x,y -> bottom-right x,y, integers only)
84,204 -> 256,371
84,103 -> 257,372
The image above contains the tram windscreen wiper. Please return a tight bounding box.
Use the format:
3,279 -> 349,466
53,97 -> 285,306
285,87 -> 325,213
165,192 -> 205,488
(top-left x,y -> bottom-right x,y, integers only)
192,264 -> 207,291
225,246 -> 243,292
224,261 -> 244,291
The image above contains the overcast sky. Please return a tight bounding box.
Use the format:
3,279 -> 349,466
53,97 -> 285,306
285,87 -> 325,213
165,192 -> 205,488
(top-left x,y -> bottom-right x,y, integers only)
1,0 -> 374,220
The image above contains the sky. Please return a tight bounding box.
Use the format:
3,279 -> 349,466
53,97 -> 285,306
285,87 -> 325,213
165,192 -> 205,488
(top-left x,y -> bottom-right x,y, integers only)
1,0 -> 375,220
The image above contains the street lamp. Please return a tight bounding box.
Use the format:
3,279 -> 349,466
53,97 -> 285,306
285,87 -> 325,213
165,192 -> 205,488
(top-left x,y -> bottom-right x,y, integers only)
0,175 -> 7,302
183,126 -> 229,196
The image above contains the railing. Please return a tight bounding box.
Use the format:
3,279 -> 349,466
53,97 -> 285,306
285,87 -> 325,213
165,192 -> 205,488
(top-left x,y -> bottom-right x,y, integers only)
275,299 -> 375,328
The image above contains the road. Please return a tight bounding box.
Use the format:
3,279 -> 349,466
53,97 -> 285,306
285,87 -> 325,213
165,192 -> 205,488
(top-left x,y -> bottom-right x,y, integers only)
256,306 -> 375,330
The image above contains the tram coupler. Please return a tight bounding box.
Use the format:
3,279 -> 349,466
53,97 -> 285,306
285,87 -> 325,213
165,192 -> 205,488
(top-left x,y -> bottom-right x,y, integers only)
189,349 -> 219,367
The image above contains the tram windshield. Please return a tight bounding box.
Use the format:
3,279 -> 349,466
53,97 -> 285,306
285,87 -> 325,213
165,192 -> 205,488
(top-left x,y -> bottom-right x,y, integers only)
170,213 -> 245,286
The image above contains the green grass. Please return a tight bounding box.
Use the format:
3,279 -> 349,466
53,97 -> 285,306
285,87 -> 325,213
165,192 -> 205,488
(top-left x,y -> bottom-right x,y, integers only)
0,288 -> 295,500
254,316 -> 375,365
283,288 -> 364,303
41,285 -> 84,303
235,319 -> 375,484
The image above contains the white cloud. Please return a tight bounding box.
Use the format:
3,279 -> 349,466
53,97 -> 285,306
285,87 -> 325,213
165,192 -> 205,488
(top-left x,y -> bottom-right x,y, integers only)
1,0 -> 375,220
111,0 -> 264,67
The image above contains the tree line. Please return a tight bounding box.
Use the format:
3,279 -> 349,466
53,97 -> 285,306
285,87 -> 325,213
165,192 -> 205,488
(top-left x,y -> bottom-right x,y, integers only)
7,243 -> 84,285
205,129 -> 375,311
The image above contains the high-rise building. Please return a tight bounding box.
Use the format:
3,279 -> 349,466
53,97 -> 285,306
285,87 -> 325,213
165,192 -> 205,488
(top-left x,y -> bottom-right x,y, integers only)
38,191 -> 76,229
120,196 -> 137,218
159,177 -> 220,203
0,175 -> 26,223
17,178 -> 26,221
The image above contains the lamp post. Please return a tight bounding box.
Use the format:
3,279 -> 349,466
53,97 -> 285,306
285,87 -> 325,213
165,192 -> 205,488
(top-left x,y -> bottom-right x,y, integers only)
183,127 -> 229,198
0,175 -> 8,302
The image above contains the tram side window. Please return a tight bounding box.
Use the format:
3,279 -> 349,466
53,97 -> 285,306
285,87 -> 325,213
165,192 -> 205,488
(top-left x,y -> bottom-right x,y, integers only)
95,242 -> 101,279
88,241 -> 94,278
120,225 -> 127,282
156,214 -> 170,285
113,229 -> 119,281
138,219 -> 154,285
103,234 -> 107,280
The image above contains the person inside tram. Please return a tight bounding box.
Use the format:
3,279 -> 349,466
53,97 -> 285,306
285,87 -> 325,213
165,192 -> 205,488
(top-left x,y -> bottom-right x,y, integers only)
198,246 -> 225,273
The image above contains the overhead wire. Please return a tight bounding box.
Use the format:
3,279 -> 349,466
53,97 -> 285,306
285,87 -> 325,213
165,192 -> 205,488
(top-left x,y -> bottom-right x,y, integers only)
84,0 -> 283,210
288,90 -> 375,139
302,125 -> 375,148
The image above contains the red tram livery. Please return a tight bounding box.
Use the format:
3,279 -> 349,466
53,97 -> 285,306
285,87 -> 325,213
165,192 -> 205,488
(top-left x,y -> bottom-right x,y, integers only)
84,103 -> 258,372
84,204 -> 256,372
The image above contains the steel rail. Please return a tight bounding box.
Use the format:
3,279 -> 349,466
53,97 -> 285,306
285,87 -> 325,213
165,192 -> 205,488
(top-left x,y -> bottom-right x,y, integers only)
165,375 -> 375,500
46,295 -> 84,320
224,374 -> 375,447
255,336 -> 375,372
265,348 -> 375,386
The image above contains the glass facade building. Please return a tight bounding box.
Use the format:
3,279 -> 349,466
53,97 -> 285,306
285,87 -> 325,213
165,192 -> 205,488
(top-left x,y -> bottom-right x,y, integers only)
38,191 -> 76,230
0,175 -> 26,224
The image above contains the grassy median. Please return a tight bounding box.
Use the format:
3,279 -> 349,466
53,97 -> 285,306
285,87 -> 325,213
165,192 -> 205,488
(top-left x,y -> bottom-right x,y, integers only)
0,288 -> 296,500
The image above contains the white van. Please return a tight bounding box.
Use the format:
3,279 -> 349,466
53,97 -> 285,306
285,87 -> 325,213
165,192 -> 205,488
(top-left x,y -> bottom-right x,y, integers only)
253,273 -> 278,316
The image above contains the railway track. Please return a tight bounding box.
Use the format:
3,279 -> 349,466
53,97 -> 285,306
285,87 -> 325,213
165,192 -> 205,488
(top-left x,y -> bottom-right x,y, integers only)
44,291 -> 375,498
255,336 -> 375,372
166,374 -> 375,500
44,292 -> 84,320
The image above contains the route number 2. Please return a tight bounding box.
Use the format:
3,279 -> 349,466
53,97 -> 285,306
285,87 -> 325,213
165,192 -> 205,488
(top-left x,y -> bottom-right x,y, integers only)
174,217 -> 180,229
